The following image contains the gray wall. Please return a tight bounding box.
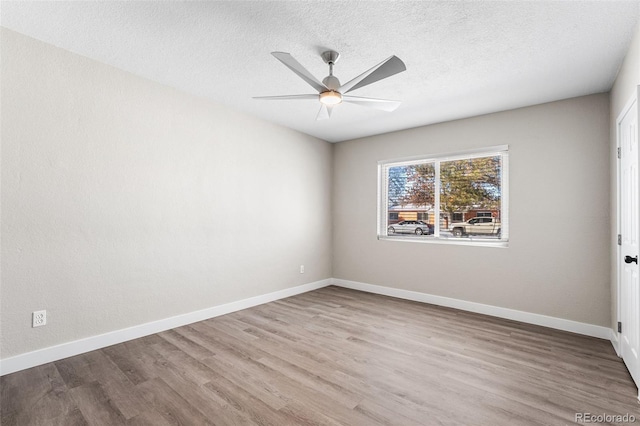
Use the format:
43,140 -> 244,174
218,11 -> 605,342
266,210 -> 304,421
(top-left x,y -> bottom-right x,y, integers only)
333,94 -> 611,326
1,29 -> 333,358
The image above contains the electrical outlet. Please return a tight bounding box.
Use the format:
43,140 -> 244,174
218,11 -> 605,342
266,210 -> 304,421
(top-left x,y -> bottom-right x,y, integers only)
300,265 -> 305,274
32,310 -> 46,328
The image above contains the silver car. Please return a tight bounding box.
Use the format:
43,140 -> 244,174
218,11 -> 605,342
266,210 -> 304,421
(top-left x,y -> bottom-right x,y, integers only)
387,220 -> 433,235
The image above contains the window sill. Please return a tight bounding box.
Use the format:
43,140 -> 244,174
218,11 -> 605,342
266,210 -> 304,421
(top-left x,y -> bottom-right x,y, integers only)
377,235 -> 509,248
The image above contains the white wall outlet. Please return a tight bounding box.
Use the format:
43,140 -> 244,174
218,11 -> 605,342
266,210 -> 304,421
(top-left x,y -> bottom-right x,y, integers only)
32,310 -> 46,327
300,265 -> 305,274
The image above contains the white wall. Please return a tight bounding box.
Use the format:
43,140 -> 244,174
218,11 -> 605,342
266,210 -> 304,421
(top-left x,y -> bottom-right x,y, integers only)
333,94 -> 611,327
610,25 -> 640,332
0,29 -> 333,358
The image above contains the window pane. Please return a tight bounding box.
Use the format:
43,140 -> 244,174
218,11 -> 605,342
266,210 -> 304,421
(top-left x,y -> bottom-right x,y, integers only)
386,164 -> 435,237
440,155 -> 502,239
388,166 -> 409,208
405,163 -> 436,207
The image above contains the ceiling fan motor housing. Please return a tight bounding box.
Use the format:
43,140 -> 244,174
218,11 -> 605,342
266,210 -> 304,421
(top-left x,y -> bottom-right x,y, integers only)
322,75 -> 341,90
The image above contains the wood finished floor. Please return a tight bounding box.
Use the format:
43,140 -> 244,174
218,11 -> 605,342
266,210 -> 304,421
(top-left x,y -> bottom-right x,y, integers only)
2,286 -> 639,426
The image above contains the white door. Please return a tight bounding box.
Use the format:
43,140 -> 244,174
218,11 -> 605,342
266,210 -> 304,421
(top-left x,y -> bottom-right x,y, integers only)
618,92 -> 640,392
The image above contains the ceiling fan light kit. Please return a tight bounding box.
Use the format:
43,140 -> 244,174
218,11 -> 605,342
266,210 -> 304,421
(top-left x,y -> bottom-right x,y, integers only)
319,91 -> 342,105
254,50 -> 406,120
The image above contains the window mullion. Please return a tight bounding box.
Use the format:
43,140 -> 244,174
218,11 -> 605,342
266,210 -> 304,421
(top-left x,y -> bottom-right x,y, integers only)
434,160 -> 441,238
378,164 -> 388,238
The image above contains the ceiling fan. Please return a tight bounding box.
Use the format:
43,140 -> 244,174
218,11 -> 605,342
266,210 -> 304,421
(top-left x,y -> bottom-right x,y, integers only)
254,50 -> 406,120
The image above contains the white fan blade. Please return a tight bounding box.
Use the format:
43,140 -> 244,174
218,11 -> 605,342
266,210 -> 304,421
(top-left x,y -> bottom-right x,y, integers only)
342,95 -> 401,112
272,52 -> 328,93
316,105 -> 329,121
253,94 -> 318,100
339,56 -> 406,94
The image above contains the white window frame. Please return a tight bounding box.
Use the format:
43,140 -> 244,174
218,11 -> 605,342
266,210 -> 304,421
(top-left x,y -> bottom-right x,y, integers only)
377,145 -> 509,248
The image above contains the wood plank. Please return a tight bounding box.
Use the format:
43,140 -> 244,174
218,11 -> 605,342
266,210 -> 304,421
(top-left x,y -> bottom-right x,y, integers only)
57,351 -> 145,420
1,363 -> 88,426
134,378 -> 215,426
69,381 -> 127,426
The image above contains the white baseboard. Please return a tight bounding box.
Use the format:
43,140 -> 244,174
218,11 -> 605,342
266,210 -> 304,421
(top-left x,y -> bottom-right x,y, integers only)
1,277 -> 617,376
0,279 -> 332,376
610,329 -> 621,357
332,278 -> 613,340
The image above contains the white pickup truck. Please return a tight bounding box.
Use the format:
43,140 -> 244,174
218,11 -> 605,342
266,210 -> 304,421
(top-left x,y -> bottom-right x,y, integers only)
450,217 -> 501,237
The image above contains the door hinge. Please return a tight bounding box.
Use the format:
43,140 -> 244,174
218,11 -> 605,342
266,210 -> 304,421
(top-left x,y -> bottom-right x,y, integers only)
618,322 -> 622,333
618,234 -> 622,246
618,147 -> 621,159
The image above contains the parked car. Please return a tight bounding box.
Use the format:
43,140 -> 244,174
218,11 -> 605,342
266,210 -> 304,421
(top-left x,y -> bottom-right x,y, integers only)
387,220 -> 434,235
450,217 -> 501,237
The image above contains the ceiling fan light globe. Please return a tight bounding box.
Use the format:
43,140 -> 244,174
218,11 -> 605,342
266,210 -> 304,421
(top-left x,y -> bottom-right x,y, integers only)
319,91 -> 342,106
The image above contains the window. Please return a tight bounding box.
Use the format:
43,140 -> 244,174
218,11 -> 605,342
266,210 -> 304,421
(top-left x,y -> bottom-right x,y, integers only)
378,146 -> 508,246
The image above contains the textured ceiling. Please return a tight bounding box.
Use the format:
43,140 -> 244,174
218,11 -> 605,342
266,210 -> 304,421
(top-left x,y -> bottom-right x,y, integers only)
2,1 -> 639,142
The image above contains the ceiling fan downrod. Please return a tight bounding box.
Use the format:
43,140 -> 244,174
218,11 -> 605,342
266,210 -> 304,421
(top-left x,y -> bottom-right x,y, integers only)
321,50 -> 341,91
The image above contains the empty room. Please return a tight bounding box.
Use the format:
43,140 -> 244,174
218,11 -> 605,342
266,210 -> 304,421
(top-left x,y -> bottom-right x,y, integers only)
2,1 -> 640,425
